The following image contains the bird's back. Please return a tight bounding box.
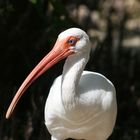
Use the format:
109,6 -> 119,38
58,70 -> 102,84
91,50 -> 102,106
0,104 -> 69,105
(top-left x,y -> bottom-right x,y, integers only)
45,71 -> 117,140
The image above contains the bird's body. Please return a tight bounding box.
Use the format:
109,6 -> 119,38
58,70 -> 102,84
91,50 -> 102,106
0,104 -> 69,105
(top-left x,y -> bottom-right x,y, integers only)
45,47 -> 117,140
45,72 -> 116,140
6,28 -> 117,140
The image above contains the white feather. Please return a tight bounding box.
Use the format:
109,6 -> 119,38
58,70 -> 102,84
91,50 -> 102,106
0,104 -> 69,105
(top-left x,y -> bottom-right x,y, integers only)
44,28 -> 117,140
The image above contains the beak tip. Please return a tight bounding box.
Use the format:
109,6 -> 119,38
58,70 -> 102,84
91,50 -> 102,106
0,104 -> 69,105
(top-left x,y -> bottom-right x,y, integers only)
5,109 -> 11,119
6,113 -> 9,119
5,115 -> 9,120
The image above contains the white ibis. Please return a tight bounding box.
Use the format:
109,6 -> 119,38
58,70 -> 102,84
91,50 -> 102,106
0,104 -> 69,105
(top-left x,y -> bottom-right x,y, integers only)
6,28 -> 117,140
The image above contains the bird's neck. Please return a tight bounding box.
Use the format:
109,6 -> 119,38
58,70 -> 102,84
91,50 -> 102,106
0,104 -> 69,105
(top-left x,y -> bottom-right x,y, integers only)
61,52 -> 89,110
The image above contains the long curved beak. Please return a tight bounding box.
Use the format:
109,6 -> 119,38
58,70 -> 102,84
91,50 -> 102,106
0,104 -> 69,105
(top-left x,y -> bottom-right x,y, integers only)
6,38 -> 74,119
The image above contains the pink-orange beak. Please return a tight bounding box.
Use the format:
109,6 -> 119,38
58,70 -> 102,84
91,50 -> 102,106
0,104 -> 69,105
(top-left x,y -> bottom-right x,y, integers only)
6,37 -> 75,119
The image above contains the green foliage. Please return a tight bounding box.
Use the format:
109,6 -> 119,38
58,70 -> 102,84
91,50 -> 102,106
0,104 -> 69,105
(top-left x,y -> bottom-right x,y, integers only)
29,0 -> 38,4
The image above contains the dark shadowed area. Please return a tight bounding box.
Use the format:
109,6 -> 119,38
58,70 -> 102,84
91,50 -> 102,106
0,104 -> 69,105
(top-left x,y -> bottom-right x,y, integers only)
0,0 -> 140,140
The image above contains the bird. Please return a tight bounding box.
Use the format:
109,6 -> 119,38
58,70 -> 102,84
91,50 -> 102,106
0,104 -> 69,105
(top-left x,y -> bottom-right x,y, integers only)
6,28 -> 117,140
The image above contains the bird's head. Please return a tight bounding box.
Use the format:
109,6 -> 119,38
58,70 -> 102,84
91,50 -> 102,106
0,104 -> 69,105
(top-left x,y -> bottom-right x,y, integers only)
6,28 -> 90,119
58,28 -> 90,54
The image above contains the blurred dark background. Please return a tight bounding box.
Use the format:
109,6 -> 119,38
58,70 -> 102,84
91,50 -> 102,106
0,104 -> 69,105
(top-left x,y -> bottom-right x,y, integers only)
0,0 -> 140,140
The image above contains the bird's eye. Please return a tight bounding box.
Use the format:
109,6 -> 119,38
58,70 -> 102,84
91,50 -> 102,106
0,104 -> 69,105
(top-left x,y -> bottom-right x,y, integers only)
67,39 -> 77,46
